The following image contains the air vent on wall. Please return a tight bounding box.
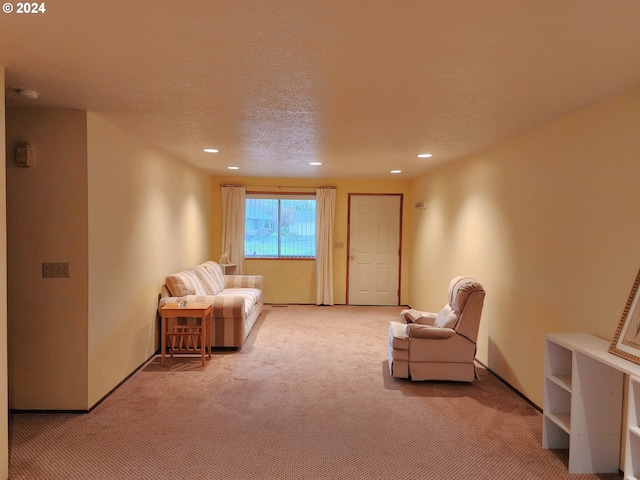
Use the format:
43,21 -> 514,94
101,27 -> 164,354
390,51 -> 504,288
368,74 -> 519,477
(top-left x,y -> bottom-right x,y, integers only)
414,201 -> 426,209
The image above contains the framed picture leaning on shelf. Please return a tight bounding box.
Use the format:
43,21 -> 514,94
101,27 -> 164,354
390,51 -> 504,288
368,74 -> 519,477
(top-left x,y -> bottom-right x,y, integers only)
610,267 -> 640,365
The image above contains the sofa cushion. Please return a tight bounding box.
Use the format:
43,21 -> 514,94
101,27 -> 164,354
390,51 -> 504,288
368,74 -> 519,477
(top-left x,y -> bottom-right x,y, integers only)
198,261 -> 226,293
193,263 -> 224,295
165,269 -> 207,296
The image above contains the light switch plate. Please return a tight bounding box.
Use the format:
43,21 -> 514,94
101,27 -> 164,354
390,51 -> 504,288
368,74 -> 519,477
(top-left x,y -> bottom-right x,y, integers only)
42,262 -> 69,278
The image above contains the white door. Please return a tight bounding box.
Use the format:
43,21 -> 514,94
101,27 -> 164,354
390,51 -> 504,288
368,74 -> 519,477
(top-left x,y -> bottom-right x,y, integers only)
348,194 -> 402,305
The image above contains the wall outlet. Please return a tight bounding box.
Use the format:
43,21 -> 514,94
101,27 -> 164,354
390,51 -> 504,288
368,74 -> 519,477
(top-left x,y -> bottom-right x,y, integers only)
42,262 -> 70,278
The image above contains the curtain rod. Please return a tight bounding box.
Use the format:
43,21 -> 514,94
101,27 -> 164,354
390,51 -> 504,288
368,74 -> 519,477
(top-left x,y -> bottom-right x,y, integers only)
220,184 -> 336,189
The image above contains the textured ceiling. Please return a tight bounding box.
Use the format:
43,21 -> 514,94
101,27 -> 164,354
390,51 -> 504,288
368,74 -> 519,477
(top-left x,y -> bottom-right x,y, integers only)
2,1 -> 640,179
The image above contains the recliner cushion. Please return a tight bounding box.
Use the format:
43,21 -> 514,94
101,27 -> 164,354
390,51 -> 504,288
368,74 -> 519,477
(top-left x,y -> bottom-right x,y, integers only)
434,304 -> 458,329
451,281 -> 483,313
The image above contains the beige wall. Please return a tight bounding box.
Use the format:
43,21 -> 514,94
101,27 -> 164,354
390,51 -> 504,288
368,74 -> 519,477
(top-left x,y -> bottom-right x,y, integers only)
6,108 -> 89,410
210,176 -> 412,305
409,84 -> 640,407
0,67 -> 9,480
87,113 -> 211,407
5,109 -> 211,411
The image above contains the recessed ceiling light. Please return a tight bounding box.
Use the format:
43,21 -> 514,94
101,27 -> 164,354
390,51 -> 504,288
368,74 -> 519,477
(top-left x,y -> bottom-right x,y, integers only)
309,162 -> 322,166
417,153 -> 432,158
227,166 -> 239,170
203,148 -> 219,153
390,170 -> 402,174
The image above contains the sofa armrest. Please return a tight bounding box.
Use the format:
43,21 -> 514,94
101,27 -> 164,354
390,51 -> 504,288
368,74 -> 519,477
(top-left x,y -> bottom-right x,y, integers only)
158,295 -> 183,309
159,294 -> 245,319
406,324 -> 456,340
225,275 -> 263,290
209,295 -> 245,319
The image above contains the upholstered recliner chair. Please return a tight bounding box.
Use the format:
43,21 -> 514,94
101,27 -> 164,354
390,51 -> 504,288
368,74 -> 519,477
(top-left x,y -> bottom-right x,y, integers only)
388,276 -> 485,382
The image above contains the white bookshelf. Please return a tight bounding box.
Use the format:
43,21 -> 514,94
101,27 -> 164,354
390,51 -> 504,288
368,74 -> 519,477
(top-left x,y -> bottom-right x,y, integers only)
627,376 -> 640,480
543,333 -> 640,475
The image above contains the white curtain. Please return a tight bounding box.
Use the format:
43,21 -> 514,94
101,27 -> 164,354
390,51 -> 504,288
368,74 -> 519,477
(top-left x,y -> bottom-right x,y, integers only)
316,188 -> 336,305
221,186 -> 246,274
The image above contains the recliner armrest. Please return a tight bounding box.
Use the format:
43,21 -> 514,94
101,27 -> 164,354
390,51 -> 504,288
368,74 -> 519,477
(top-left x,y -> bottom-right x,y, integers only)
401,309 -> 437,325
406,324 -> 456,340
414,315 -> 437,325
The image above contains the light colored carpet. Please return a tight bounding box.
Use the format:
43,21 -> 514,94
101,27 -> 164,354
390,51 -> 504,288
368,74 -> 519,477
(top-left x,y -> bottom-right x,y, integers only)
9,305 -> 622,479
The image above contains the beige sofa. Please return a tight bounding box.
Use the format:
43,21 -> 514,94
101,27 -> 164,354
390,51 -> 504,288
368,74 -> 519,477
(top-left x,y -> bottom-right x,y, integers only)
159,261 -> 263,348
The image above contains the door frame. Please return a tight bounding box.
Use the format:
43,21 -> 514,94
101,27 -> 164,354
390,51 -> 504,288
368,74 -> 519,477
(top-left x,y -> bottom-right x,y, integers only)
346,193 -> 403,305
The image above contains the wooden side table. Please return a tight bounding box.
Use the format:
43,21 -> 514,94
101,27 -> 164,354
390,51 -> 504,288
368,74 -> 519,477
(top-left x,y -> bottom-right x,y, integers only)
160,301 -> 213,366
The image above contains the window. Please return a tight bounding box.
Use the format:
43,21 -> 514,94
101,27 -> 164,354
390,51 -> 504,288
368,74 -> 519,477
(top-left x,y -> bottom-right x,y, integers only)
245,194 -> 316,258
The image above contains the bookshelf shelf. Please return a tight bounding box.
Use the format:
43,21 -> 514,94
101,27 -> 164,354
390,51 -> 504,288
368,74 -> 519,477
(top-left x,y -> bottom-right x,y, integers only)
542,333 -> 640,475
626,376 -> 640,479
